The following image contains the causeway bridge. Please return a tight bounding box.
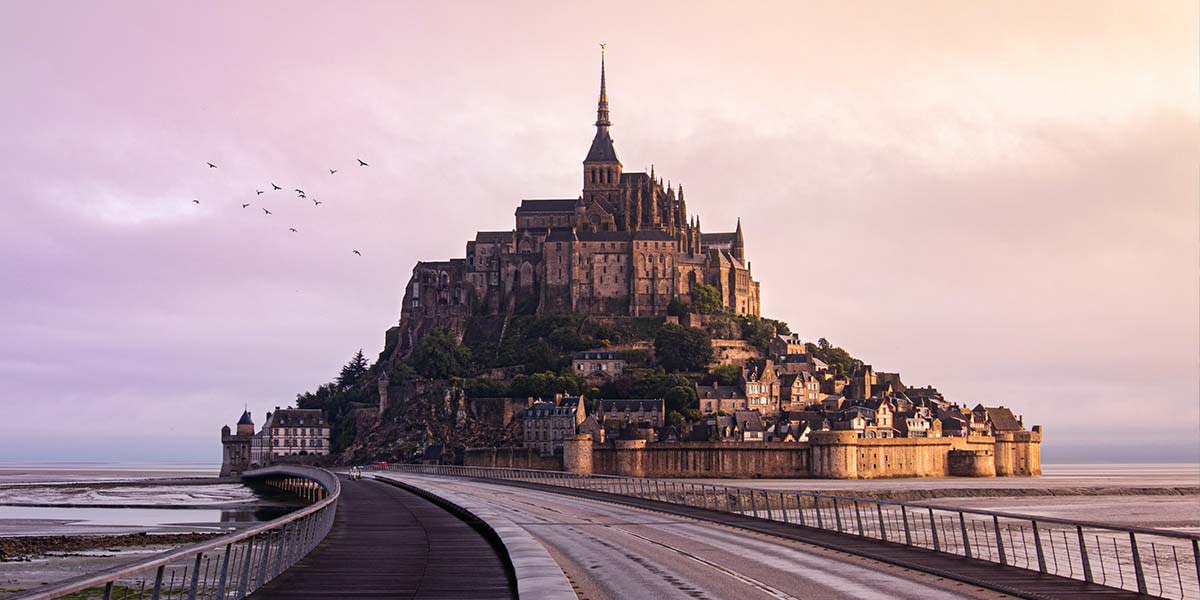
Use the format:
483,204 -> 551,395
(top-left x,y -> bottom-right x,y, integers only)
15,465 -> 1199,600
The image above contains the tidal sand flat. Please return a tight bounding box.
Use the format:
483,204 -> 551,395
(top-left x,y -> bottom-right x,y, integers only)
0,464 -> 303,597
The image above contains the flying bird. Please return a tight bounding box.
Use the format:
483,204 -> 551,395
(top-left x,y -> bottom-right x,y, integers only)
329,169 -> 338,174
242,203 -> 250,208
289,227 -> 298,233
271,183 -> 282,191
297,192 -> 306,198
352,250 -> 362,256
263,208 -> 272,215
313,199 -> 323,206
192,199 -> 200,204
294,188 -> 304,194
206,162 -> 217,169
357,159 -> 368,167
256,190 -> 264,195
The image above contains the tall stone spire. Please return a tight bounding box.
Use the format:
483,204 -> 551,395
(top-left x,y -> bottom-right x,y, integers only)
584,43 -> 621,209
596,45 -> 611,128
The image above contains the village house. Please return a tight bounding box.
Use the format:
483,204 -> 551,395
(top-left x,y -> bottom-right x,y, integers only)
571,350 -> 626,379
593,398 -> 665,429
767,333 -> 807,357
780,371 -> 822,408
741,360 -> 779,413
523,395 -> 586,455
262,407 -> 330,458
734,411 -> 766,442
696,382 -> 749,414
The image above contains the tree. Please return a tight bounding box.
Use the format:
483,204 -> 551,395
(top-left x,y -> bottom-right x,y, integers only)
654,324 -> 714,372
707,363 -> 741,386
664,386 -> 696,414
667,296 -> 689,317
337,349 -> 370,388
736,315 -> 791,352
408,328 -> 473,380
690,283 -> 723,314
806,338 -> 863,379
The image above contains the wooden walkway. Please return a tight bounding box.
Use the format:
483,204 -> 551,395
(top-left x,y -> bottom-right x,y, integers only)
490,479 -> 1150,600
249,477 -> 515,599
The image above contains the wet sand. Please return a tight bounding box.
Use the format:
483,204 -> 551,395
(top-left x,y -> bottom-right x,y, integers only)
0,465 -> 302,597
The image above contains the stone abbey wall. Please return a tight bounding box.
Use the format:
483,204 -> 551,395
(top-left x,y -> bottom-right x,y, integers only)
558,428 -> 1041,479
592,440 -> 809,478
464,447 -> 564,471
467,427 -> 1042,479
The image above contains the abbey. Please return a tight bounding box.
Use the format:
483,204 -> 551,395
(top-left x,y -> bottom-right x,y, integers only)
399,55 -> 760,334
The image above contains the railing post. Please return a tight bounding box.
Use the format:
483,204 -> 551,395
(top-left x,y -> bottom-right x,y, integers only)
749,489 -> 757,518
1193,539 -> 1200,598
929,509 -> 940,552
257,531 -> 273,587
902,505 -> 912,546
102,582 -> 113,600
151,565 -> 165,600
1076,525 -> 1093,583
764,491 -> 773,520
237,537 -> 255,598
187,552 -> 203,600
876,504 -> 886,541
815,497 -> 825,530
854,501 -> 864,536
216,543 -> 232,598
1031,521 -> 1047,573
1130,532 -> 1147,594
959,512 -> 972,558
993,516 -> 1006,566
833,498 -> 843,532
779,493 -> 788,523
274,523 -> 289,576
795,493 -> 806,527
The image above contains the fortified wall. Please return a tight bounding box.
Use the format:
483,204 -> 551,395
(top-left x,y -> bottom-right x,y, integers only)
483,426 -> 1042,479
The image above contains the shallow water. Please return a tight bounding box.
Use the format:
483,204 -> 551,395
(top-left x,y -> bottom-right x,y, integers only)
0,463 -> 299,536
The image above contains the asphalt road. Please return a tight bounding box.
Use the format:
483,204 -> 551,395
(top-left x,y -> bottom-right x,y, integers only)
392,475 -> 1015,600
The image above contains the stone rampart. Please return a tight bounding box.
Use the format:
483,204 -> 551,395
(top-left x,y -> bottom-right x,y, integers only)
594,441 -> 809,478
464,429 -> 1042,479
464,447 -> 563,471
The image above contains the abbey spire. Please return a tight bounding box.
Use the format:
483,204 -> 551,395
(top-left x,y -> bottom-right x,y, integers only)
595,46 -> 610,128
584,45 -> 620,166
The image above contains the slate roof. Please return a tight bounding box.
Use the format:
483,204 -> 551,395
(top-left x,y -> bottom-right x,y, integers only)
696,384 -> 745,400
572,351 -> 622,360
237,410 -> 253,426
475,231 -> 514,243
631,230 -> 675,241
545,227 -> 579,242
982,406 -> 1023,432
584,128 -> 619,163
268,408 -> 327,428
734,410 -> 765,433
516,199 -> 577,214
595,398 -> 663,413
701,232 -> 736,245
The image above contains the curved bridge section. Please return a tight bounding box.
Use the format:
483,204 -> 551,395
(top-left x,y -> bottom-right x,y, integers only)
14,466 -> 340,600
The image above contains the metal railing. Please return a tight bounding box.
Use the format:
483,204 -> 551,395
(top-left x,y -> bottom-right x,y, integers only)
387,464 -> 1200,600
14,466 -> 340,600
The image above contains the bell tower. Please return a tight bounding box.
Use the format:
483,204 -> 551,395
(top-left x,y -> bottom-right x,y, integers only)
582,45 -> 622,211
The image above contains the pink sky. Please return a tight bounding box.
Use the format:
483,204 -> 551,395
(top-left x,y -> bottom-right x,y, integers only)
0,1 -> 1196,462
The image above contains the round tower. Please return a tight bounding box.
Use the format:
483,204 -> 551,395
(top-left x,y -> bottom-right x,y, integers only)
236,410 -> 255,436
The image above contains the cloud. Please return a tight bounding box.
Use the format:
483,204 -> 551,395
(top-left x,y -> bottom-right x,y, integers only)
0,1 -> 1195,462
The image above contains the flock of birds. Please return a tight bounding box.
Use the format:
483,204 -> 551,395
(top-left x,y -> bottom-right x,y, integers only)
194,158 -> 369,256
